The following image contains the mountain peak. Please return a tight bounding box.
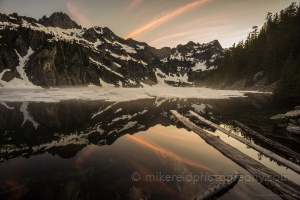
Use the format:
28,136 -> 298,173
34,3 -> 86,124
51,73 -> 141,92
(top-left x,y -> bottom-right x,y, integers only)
38,12 -> 82,29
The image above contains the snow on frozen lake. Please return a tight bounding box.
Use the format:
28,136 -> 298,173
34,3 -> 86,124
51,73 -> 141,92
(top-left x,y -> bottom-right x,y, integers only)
0,87 -> 264,103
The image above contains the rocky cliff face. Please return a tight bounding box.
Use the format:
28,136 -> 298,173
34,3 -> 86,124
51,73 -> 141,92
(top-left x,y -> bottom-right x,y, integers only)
0,12 -> 224,88
38,12 -> 82,29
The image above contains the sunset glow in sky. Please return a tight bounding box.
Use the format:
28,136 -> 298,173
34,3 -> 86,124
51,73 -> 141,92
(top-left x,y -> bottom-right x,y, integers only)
0,0 -> 295,48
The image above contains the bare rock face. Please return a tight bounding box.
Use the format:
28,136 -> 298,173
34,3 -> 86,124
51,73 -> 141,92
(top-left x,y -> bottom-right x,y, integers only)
14,35 -> 29,57
150,46 -> 172,60
1,70 -> 20,82
0,49 -> 19,73
38,12 -> 82,29
82,28 -> 98,43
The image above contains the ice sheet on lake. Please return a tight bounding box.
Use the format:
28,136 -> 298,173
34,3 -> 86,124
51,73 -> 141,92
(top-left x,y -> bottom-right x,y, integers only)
0,87 -> 265,103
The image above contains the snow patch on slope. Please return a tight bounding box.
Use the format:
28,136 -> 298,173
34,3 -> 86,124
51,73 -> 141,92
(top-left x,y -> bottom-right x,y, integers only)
105,49 -> 137,62
114,62 -> 121,68
118,81 -> 123,87
0,47 -> 42,89
94,27 -> 103,34
193,62 -> 207,71
154,68 -> 192,86
8,16 -> 18,20
90,57 -> 124,78
136,45 -> 145,50
114,41 -> 136,53
93,39 -> 103,49
115,108 -> 122,113
99,78 -> 115,88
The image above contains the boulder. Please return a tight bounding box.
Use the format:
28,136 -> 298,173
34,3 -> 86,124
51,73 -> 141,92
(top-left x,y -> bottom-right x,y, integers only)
286,124 -> 300,134
285,110 -> 300,118
270,114 -> 286,120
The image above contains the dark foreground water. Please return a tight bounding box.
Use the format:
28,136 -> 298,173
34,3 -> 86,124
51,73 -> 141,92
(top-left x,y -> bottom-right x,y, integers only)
0,93 -> 299,200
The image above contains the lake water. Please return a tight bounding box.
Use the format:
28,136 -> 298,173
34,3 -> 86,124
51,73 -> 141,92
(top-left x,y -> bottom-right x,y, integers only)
0,88 -> 299,199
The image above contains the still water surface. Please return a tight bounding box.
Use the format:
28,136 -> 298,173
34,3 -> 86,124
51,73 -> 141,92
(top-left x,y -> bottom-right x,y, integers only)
0,90 -> 299,199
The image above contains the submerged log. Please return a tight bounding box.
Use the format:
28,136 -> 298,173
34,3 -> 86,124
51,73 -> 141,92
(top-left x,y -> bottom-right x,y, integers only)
232,120 -> 300,161
170,110 -> 300,200
194,174 -> 240,200
189,111 -> 300,175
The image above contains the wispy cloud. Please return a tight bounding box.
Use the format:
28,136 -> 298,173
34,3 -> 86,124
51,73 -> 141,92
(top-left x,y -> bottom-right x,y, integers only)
150,25 -> 226,47
67,1 -> 91,28
126,0 -> 142,11
125,0 -> 210,39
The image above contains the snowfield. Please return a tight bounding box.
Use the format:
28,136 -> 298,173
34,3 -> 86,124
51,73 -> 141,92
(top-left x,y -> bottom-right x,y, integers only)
0,47 -> 42,89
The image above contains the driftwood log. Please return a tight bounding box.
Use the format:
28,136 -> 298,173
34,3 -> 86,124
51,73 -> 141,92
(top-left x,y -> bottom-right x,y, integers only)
232,120 -> 300,161
194,174 -> 240,200
170,110 -> 300,200
189,110 -> 300,175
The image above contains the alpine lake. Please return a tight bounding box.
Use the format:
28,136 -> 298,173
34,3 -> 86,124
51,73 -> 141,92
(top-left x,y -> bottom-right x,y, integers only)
0,87 -> 299,200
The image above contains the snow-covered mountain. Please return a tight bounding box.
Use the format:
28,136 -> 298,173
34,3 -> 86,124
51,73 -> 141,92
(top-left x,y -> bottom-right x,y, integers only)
0,12 -> 224,88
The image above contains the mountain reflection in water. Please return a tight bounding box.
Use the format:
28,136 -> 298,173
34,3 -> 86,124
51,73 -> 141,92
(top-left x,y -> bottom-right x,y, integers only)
0,94 -> 299,199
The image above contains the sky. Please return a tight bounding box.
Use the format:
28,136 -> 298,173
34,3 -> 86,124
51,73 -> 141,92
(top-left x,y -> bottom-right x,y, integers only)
0,0 -> 296,48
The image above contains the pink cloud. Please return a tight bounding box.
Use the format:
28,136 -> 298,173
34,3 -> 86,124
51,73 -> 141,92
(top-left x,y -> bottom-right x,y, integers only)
125,0 -> 210,39
150,25 -> 227,48
67,1 -> 91,28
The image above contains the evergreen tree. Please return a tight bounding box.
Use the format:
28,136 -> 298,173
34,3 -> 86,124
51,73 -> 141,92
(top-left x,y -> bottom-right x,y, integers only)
199,2 -> 300,101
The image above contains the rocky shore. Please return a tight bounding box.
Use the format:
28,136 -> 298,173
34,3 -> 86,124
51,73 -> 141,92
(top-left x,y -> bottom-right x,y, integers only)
222,76 -> 277,92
